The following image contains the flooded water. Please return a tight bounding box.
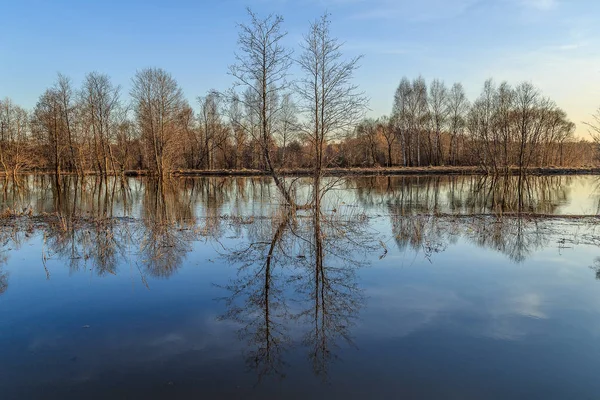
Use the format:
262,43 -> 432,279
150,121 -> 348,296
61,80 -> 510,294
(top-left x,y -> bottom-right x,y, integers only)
1,175 -> 600,399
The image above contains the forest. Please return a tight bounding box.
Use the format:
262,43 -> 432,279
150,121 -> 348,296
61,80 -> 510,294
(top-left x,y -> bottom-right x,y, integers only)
0,10 -> 598,179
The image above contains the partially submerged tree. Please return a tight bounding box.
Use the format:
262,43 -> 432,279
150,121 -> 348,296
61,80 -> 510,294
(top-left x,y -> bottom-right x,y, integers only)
130,68 -> 188,177
296,13 -> 368,204
55,74 -> 81,175
32,85 -> 68,176
229,8 -> 296,206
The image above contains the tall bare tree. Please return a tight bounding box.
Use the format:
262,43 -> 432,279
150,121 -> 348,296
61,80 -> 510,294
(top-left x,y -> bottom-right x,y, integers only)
356,118 -> 380,167
446,83 -> 469,165
32,88 -> 66,175
198,91 -> 229,170
131,68 -> 188,177
0,98 -> 30,177
378,116 -> 396,167
392,77 -> 412,166
226,94 -> 248,169
275,93 -> 298,168
229,8 -> 295,205
585,107 -> 600,152
411,77 -> 428,166
79,72 -> 123,175
296,13 -> 367,204
427,79 -> 448,165
55,74 -> 81,175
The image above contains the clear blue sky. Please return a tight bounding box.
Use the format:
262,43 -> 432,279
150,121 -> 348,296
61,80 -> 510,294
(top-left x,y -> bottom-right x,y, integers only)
1,0 -> 599,136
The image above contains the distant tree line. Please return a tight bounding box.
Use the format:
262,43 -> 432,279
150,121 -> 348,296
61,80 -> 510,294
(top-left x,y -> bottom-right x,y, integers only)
354,78 -> 595,173
0,10 -> 596,179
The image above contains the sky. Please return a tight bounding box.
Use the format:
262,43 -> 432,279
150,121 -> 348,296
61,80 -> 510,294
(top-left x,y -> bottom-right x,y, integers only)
1,0 -> 599,137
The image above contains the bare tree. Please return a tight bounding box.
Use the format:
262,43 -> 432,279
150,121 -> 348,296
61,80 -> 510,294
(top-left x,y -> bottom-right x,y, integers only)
446,83 -> 469,165
494,81 -> 515,172
585,107 -> 600,157
427,79 -> 448,165
55,74 -> 81,175
467,79 -> 498,172
113,117 -> 137,174
229,8 -> 295,205
296,13 -> 367,205
198,91 -> 230,170
131,68 -> 188,177
378,116 -> 396,167
32,87 -> 66,175
514,82 -> 554,174
226,94 -> 248,169
411,77 -> 428,166
275,93 -> 298,168
79,72 -> 123,175
392,77 -> 412,166
0,98 -> 30,177
356,118 -> 379,167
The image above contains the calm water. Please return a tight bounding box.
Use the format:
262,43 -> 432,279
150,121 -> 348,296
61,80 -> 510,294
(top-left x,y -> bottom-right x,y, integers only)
1,175 -> 600,399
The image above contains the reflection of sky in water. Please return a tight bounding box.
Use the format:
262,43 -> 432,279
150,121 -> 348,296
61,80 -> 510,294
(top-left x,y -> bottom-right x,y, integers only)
1,175 -> 600,398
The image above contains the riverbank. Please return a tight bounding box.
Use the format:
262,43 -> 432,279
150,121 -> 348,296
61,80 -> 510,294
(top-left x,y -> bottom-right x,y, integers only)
139,166 -> 600,176
2,166 -> 600,177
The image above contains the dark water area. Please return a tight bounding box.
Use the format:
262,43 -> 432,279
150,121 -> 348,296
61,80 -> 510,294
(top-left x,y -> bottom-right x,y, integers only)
1,175 -> 600,399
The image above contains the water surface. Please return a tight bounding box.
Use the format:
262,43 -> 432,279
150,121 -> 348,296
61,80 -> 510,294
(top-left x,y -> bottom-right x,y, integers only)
1,175 -> 600,399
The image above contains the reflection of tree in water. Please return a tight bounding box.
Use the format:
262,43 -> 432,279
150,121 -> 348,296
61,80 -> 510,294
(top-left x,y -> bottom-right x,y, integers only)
0,269 -> 7,295
589,258 -> 600,280
40,177 -> 133,276
463,175 -> 570,215
353,174 -> 571,215
353,176 -> 444,214
0,175 -> 33,211
464,216 -> 547,263
138,179 -> 197,278
0,217 -> 37,295
295,205 -> 372,379
389,213 -> 449,259
219,210 -> 293,380
388,210 -> 549,264
218,185 -> 378,381
0,176 -> 283,282
37,177 -> 212,279
382,176 -> 568,263
4,173 -> 600,362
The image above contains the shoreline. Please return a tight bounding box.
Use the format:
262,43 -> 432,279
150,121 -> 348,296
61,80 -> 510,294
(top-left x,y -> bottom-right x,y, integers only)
1,166 -> 600,178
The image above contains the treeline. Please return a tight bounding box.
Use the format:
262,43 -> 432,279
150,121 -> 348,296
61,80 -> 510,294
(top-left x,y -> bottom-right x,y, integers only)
0,11 -> 596,178
351,78 -> 594,171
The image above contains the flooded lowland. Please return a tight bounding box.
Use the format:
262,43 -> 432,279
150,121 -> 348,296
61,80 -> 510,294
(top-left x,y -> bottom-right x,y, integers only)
2,174 -> 600,399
